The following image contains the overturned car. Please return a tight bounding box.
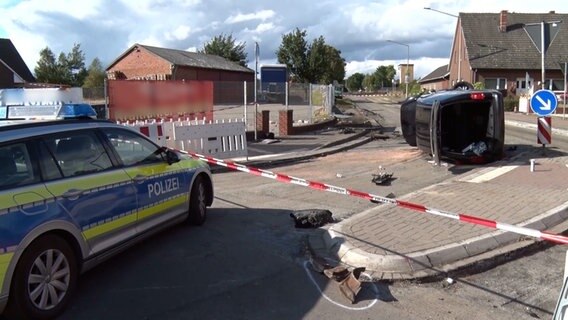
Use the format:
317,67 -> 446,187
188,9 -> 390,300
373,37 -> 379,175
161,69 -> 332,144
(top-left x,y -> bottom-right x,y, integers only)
401,89 -> 504,164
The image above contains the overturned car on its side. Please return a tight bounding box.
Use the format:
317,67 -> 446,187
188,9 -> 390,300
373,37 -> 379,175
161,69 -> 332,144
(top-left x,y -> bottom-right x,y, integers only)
400,89 -> 505,164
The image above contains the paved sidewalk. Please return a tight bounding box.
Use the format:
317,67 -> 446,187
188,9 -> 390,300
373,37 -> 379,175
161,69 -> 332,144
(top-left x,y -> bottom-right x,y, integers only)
506,111 -> 568,136
218,109 -> 568,280
317,146 -> 568,280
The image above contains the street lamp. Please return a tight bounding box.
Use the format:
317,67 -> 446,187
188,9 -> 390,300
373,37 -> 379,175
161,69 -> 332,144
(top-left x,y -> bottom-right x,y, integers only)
254,42 -> 259,140
423,7 -> 461,83
387,40 -> 410,98
523,21 -> 562,90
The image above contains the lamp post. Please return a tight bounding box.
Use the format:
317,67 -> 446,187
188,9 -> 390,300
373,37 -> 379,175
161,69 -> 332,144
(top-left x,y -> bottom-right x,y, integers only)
387,40 -> 409,98
424,7 -> 461,82
254,42 -> 259,140
523,20 -> 562,90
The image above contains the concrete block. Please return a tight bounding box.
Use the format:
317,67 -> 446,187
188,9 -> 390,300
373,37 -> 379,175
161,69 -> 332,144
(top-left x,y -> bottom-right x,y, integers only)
426,245 -> 469,268
494,231 -> 522,246
406,254 -> 433,273
463,236 -> 501,256
524,220 -> 547,231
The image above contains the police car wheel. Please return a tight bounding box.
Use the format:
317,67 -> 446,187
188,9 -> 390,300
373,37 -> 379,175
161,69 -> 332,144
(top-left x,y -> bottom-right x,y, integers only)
5,234 -> 78,320
188,176 -> 207,226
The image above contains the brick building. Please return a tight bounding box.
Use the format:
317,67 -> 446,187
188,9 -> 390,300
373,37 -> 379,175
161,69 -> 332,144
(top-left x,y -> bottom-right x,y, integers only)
421,10 -> 568,95
0,38 -> 35,88
106,43 -> 254,82
419,64 -> 449,91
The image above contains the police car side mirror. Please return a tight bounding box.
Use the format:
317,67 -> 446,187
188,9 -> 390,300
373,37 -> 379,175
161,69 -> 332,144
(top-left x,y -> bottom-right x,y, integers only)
163,148 -> 180,165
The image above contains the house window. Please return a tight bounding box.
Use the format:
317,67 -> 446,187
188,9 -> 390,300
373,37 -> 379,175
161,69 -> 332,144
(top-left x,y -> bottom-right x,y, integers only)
485,78 -> 507,90
516,77 -> 534,95
546,79 -> 565,91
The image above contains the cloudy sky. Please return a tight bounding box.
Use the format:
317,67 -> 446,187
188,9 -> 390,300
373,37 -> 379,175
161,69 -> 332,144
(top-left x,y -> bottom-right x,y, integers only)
1,0 -> 568,80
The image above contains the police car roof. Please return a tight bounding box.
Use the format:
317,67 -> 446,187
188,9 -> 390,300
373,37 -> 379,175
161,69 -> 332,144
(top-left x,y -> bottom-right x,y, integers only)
0,119 -> 125,144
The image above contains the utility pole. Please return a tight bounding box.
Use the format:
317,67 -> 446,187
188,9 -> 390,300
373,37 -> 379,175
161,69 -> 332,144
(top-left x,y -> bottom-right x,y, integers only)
387,40 -> 410,98
254,42 -> 259,140
423,8 -> 461,82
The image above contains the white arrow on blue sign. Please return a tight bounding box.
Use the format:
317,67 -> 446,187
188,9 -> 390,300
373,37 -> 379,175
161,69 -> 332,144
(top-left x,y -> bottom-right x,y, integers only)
530,89 -> 558,117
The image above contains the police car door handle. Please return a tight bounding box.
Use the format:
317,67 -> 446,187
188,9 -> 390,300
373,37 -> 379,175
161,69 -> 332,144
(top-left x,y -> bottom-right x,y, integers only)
62,189 -> 84,199
133,175 -> 148,183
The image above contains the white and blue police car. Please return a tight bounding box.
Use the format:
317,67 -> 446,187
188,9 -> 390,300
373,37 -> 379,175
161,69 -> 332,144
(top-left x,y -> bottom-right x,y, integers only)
0,104 -> 213,319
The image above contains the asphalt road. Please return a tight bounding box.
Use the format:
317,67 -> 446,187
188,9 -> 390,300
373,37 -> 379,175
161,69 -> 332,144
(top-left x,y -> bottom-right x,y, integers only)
16,97 -> 568,319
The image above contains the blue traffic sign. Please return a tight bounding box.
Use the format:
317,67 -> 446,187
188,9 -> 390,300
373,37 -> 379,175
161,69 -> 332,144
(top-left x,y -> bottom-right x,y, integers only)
530,89 -> 558,116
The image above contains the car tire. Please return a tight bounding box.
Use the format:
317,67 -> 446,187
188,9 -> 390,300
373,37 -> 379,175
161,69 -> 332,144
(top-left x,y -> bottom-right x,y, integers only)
188,176 -> 207,226
5,234 -> 78,320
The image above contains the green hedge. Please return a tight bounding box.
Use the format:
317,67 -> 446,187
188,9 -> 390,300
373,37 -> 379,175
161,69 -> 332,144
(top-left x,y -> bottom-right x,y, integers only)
504,96 -> 518,112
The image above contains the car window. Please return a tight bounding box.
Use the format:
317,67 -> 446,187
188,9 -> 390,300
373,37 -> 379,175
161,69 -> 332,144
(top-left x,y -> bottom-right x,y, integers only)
43,131 -> 113,178
37,140 -> 63,181
102,128 -> 163,166
0,142 -> 39,190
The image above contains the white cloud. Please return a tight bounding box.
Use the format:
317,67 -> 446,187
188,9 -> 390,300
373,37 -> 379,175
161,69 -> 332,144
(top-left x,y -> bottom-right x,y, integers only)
225,10 -> 276,24
2,0 -> 568,77
346,57 -> 450,79
166,25 -> 192,41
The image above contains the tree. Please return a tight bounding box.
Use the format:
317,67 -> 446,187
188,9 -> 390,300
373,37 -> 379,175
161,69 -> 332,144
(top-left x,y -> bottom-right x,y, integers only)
306,36 -> 326,84
65,43 -> 88,86
346,73 -> 365,92
276,28 -> 346,84
277,28 -> 309,82
362,74 -> 376,92
34,47 -> 58,84
320,45 -> 345,85
200,33 -> 247,66
34,43 -> 88,86
83,58 -> 106,88
373,65 -> 396,89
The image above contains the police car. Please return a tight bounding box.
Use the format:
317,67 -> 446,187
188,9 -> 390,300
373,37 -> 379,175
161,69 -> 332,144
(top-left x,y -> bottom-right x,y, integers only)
0,104 -> 214,319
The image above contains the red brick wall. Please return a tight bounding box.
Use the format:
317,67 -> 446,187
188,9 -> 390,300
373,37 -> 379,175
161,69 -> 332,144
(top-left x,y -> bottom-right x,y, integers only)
175,68 -> 253,82
107,46 -> 171,79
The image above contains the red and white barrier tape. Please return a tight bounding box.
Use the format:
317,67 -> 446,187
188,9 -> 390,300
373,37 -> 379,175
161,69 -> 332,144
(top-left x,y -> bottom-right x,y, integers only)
184,151 -> 568,245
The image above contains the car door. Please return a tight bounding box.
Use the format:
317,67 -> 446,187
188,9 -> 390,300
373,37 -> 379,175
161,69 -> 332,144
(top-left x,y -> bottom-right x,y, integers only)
100,127 -> 191,234
39,130 -> 139,255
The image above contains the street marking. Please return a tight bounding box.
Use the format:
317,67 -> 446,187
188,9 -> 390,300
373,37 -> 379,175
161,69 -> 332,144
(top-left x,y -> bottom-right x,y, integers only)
302,261 -> 379,311
466,165 -> 518,183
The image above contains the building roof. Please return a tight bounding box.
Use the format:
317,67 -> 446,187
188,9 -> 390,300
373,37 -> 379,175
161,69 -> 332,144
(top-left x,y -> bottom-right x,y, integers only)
419,64 -> 449,83
107,43 -> 254,73
0,38 -> 35,82
461,12 -> 568,70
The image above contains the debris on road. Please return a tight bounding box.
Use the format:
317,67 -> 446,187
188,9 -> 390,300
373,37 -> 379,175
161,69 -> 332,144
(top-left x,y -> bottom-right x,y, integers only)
305,239 -> 366,304
372,166 -> 394,185
290,209 -> 334,228
260,138 -> 280,144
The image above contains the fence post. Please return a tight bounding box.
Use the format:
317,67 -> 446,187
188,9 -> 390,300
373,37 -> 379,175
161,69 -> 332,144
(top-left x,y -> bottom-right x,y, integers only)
309,83 -> 313,124
244,81 -> 247,130
285,82 -> 289,111
104,79 -> 109,119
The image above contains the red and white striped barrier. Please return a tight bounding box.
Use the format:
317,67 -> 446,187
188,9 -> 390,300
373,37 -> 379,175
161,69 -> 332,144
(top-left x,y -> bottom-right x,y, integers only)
538,116 -> 552,145
184,151 -> 568,245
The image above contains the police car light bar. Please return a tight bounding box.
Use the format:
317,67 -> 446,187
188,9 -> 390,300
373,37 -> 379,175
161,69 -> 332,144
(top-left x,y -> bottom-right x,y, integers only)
2,103 -> 97,120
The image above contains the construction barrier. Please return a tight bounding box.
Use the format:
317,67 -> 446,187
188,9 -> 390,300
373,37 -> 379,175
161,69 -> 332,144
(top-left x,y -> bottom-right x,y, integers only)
538,116 -> 552,145
184,151 -> 568,245
121,118 -> 247,159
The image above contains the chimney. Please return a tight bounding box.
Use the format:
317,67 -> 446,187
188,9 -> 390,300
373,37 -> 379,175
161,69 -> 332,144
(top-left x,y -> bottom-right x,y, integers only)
499,10 -> 508,32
